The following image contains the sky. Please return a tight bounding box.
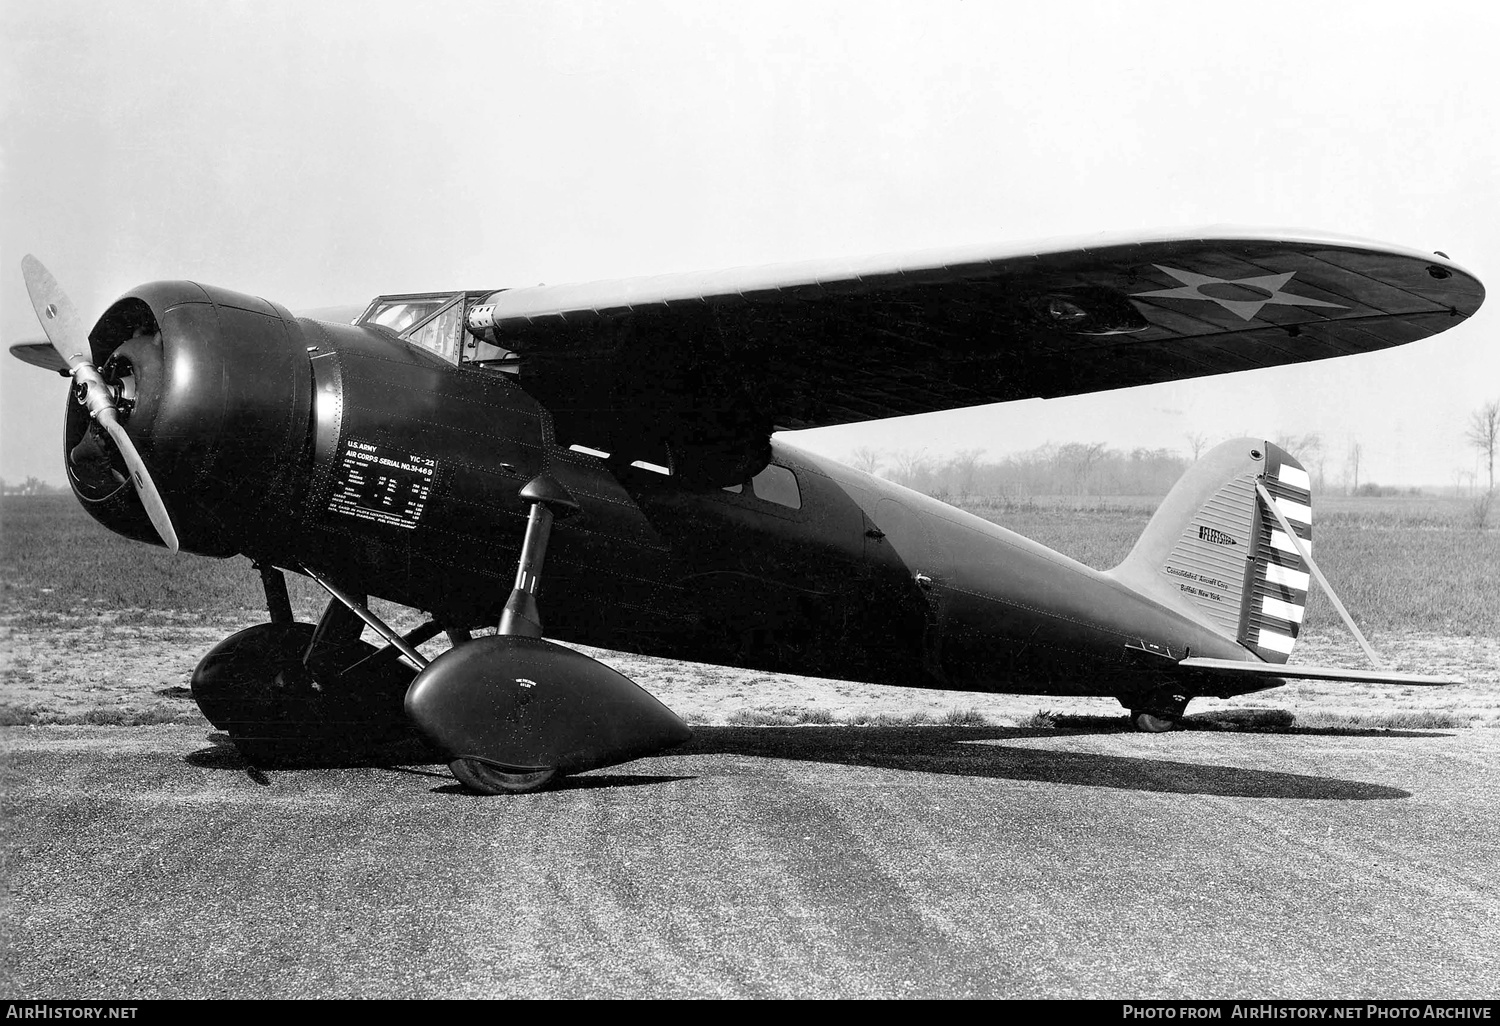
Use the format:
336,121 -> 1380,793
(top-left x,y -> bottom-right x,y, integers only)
2,0 -> 1497,490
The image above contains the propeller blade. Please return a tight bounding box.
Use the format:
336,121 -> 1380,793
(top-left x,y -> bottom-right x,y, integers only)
21,255 -> 181,554
97,410 -> 180,554
20,254 -> 93,370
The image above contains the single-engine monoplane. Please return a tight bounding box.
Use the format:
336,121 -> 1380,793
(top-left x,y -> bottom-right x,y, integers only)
10,227 -> 1484,792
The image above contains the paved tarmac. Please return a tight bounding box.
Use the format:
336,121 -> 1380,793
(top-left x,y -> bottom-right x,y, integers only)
2,723 -> 1497,999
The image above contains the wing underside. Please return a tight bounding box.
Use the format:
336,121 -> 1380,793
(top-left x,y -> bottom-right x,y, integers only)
459,227 -> 1482,481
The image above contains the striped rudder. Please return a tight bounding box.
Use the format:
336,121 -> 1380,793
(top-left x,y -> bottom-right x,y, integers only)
1111,438 -> 1313,662
1241,447 -> 1312,662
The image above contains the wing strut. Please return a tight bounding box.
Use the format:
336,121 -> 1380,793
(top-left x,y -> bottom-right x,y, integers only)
1253,479 -> 1382,669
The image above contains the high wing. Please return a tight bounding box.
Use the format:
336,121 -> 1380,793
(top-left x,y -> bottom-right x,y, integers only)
463,226 -> 1482,481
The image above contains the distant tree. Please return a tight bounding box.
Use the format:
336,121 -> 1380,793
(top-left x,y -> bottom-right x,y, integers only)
1274,432 -> 1322,462
946,448 -> 986,499
1185,432 -> 1209,461
1346,441 -> 1363,495
1056,442 -> 1108,496
846,446 -> 882,475
890,449 -> 931,490
1465,399 -> 1500,493
1274,432 -> 1324,489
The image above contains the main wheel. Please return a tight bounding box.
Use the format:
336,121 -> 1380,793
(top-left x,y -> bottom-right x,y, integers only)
1131,709 -> 1179,733
449,758 -> 559,795
191,622 -> 416,764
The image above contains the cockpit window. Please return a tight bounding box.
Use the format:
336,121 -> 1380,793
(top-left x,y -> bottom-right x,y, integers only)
364,298 -> 448,334
749,464 -> 800,509
357,290 -> 518,371
400,297 -> 466,363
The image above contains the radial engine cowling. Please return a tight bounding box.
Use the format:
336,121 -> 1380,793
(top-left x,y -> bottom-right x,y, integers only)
69,281 -> 313,557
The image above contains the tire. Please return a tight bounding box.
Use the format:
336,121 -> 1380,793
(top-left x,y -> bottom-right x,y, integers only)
449,758 -> 559,795
191,622 -> 415,764
1132,710 -> 1179,733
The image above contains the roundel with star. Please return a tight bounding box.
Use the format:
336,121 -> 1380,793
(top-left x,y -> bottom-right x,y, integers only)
1131,265 -> 1345,322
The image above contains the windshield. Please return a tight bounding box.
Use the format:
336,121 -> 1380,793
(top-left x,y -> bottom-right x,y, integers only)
357,290 -> 518,370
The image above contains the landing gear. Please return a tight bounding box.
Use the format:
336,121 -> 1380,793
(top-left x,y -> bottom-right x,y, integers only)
404,473 -> 691,794
448,473 -> 574,793
190,619 -> 416,765
1125,689 -> 1191,733
1131,710 -> 1180,733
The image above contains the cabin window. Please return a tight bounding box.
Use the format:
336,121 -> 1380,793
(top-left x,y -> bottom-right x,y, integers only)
750,464 -> 800,509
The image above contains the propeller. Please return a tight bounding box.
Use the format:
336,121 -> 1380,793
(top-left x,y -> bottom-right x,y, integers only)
21,255 -> 180,553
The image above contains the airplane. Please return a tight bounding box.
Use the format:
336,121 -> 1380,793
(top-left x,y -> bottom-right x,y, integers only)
9,227 -> 1485,794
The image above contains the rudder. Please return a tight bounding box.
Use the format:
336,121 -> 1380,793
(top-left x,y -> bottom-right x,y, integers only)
1110,438 -> 1313,663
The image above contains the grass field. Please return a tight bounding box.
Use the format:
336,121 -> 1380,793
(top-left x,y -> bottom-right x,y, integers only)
2,492 -> 1497,731
967,493 -> 1500,635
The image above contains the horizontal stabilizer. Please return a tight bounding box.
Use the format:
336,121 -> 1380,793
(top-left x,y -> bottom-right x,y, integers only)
1178,657 -> 1459,687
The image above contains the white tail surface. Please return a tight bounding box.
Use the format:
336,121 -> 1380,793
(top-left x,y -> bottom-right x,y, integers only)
1111,438 -> 1312,662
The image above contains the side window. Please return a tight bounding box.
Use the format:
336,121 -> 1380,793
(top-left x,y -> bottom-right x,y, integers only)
750,464 -> 800,509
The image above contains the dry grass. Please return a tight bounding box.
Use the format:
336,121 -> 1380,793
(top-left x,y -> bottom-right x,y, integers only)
967,493 -> 1500,635
1,702 -> 202,727
719,706 -> 991,727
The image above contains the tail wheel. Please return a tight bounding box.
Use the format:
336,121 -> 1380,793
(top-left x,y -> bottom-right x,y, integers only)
449,758 -> 558,795
1128,689 -> 1190,732
1131,710 -> 1179,733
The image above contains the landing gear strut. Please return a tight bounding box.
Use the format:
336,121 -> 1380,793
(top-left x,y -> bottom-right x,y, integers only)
447,474 -> 575,794
406,474 -> 692,794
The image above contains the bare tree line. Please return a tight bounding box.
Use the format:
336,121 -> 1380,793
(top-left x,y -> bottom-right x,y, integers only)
1466,398 -> 1500,528
843,442 -> 1192,501
841,402 -> 1500,509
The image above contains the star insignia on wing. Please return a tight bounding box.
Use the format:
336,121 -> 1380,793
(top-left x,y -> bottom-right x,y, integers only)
1131,265 -> 1345,322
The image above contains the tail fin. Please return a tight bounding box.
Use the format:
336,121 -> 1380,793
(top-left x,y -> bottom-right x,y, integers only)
1110,438 -> 1312,663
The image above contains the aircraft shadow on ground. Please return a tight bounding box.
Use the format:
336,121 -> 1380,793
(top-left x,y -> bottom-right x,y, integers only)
1051,713 -> 1454,740
185,726 -> 1414,800
184,733 -> 693,792
426,773 -> 696,796
678,726 -> 1413,800
186,732 -> 442,776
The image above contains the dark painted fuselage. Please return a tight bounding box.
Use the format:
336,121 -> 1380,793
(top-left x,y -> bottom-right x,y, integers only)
74,283 -> 1255,705
278,315 -> 1253,702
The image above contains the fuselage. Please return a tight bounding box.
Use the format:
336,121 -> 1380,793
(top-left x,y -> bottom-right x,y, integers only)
69,283 -> 1254,703
277,314 -> 1250,699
